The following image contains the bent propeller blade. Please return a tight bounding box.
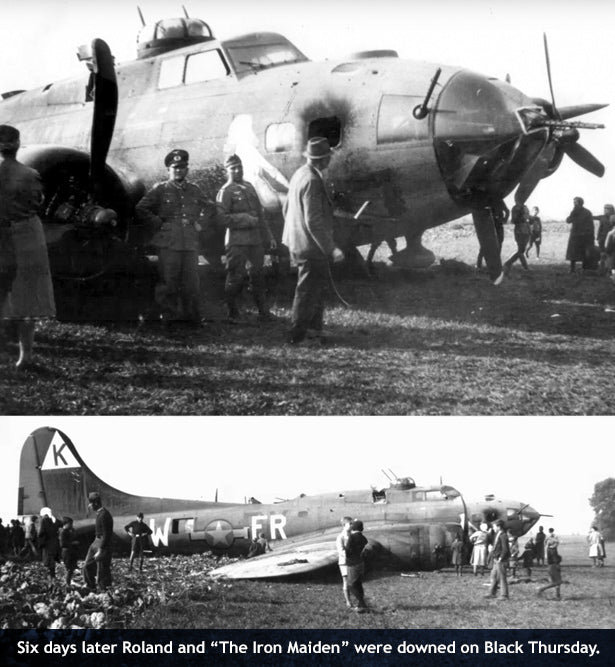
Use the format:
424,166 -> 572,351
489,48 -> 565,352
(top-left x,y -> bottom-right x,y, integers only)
90,38 -> 118,200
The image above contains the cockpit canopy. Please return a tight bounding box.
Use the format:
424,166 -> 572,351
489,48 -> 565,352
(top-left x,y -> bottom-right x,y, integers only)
137,17 -> 215,59
221,32 -> 309,77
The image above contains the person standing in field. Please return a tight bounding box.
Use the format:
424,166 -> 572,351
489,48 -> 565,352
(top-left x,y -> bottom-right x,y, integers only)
537,543 -> 562,600
485,520 -> 510,600
451,532 -> 464,577
503,203 -> 531,275
526,206 -> 542,258
124,512 -> 153,573
594,204 -> 615,274
82,492 -> 113,592
336,516 -> 353,607
59,516 -> 80,586
565,196 -> 595,273
282,137 -> 344,345
588,526 -> 605,567
345,519 -> 369,612
470,523 -> 489,576
37,507 -> 60,585
135,149 -> 213,327
0,124 -> 56,369
534,526 -> 546,566
217,154 -> 277,323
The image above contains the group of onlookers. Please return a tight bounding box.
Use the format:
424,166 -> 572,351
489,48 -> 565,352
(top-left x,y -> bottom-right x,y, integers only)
1,127 -> 344,369
0,511 -> 80,587
566,197 -> 615,275
499,197 -> 615,278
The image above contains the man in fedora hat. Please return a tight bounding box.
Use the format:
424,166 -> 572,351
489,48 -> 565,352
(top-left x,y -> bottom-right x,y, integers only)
136,149 -> 217,327
82,491 -> 114,592
283,137 -> 344,344
217,154 -> 276,322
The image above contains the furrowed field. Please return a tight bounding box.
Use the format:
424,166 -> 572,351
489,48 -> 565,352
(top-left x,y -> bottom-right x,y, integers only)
1,220 -> 614,415
1,537 -> 612,629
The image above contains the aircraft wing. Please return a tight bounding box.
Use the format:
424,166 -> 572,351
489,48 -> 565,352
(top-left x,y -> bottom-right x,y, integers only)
210,531 -> 340,579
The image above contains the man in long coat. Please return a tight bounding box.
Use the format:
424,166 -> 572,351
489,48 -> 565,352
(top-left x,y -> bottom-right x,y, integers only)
565,196 -> 595,272
282,137 -> 344,344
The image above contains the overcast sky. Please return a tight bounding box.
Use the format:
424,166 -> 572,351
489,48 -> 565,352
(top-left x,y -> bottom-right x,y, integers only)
0,0 -> 613,219
0,416 -> 609,535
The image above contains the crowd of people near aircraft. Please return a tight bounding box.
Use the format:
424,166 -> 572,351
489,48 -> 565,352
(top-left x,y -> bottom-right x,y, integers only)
479,198 -> 615,278
0,503 -> 608,612
2,120 -> 615,371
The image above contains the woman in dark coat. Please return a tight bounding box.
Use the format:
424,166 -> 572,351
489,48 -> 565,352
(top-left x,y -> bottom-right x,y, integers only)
565,196 -> 595,273
37,507 -> 60,582
0,124 -> 55,369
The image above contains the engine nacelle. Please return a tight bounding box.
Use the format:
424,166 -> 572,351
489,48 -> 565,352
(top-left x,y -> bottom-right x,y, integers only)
367,522 -> 459,570
17,145 -> 149,283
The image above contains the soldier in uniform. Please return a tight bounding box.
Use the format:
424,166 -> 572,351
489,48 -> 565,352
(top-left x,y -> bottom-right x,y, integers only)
136,149 -> 215,327
82,492 -> 113,592
217,154 -> 276,322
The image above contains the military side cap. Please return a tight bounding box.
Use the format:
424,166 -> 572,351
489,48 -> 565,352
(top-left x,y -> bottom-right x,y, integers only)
303,136 -> 332,159
164,149 -> 189,167
88,492 -> 101,502
0,124 -> 20,150
224,154 -> 242,168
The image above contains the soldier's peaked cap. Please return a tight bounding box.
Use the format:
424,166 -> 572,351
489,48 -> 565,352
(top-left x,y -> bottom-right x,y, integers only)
224,154 -> 242,168
165,149 -> 189,167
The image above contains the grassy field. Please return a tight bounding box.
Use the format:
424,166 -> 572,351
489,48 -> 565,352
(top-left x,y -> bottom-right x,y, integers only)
2,537 -> 611,630
1,220 -> 615,415
131,537 -> 615,630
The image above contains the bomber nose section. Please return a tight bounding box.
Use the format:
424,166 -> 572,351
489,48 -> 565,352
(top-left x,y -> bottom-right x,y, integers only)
433,70 -> 547,203
519,504 -> 540,531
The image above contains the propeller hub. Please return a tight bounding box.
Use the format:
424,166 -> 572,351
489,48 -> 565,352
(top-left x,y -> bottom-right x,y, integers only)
555,127 -> 580,145
433,70 -> 546,204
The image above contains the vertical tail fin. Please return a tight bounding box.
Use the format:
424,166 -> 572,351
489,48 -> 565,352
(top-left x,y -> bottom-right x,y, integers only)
19,427 -> 88,519
18,427 -> 232,520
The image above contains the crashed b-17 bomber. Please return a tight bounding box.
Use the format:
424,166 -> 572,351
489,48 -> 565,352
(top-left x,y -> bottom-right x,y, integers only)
15,427 -> 543,577
0,9 -> 606,296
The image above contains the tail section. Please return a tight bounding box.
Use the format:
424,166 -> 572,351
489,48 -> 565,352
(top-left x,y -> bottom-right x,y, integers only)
18,427 -> 231,520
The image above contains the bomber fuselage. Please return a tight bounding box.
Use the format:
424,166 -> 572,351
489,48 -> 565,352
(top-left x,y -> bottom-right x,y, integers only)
0,30 -> 539,247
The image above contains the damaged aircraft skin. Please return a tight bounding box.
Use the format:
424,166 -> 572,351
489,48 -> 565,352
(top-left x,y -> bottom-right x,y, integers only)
17,427 -> 542,579
0,15 -> 606,284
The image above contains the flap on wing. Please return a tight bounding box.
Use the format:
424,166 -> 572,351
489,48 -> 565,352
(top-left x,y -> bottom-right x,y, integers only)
210,540 -> 338,579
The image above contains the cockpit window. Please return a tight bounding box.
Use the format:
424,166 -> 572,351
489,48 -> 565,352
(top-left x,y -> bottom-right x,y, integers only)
414,490 -> 451,501
224,35 -> 308,76
159,51 -> 229,89
158,56 -> 185,89
378,95 -> 427,144
185,50 -> 230,84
